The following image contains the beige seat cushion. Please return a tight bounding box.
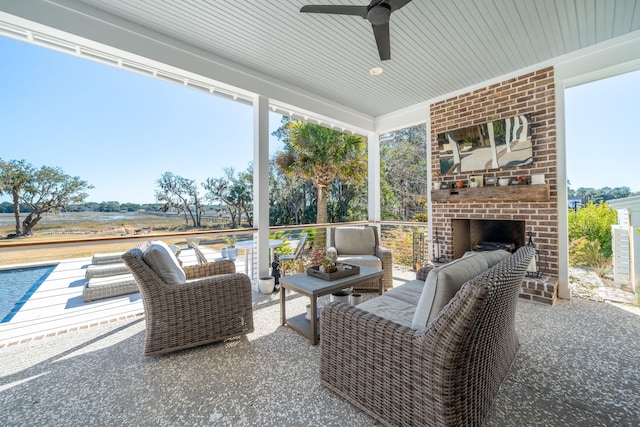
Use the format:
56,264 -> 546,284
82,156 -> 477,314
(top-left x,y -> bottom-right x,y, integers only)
358,295 -> 416,328
334,227 -> 376,255
336,254 -> 381,270
411,254 -> 489,329
143,240 -> 186,285
383,280 -> 424,305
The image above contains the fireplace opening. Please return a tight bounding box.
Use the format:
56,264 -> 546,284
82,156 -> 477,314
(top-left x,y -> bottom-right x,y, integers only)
451,219 -> 526,259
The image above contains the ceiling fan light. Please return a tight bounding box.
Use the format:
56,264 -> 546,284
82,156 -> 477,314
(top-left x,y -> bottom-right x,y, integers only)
370,67 -> 384,76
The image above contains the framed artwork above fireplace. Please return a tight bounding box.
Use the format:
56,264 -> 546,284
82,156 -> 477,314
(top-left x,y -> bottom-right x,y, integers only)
437,113 -> 533,174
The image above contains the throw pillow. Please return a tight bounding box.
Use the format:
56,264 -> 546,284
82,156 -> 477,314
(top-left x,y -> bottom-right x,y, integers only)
143,240 -> 186,285
411,254 -> 489,329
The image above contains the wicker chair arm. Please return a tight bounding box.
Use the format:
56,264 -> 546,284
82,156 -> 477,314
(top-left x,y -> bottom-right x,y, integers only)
183,259 -> 236,279
375,245 -> 392,265
416,264 -> 434,281
375,245 -> 393,289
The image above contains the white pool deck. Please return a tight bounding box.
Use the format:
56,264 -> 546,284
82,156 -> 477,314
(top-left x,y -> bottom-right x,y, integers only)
0,247 -> 249,347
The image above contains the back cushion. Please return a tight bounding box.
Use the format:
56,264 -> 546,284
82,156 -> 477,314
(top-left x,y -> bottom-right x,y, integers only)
478,249 -> 511,267
334,227 -> 376,255
143,240 -> 186,285
411,254 -> 489,329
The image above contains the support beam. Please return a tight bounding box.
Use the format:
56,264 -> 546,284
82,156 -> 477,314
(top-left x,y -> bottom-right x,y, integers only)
555,81 -> 570,299
253,95 -> 270,280
367,132 -> 380,222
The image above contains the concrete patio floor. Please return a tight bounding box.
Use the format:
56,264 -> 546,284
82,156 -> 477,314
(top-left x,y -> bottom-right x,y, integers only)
1,284 -> 639,425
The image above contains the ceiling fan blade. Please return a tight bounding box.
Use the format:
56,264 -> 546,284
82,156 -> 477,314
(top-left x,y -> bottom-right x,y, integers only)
300,5 -> 368,18
372,22 -> 391,60
384,0 -> 412,12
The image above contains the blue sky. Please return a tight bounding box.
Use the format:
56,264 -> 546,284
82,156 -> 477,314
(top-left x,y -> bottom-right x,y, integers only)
0,36 -> 283,204
565,68 -> 640,192
1,35 -> 639,204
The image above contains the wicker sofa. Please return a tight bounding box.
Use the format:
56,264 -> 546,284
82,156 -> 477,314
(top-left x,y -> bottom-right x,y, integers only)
122,241 -> 254,356
320,246 -> 535,426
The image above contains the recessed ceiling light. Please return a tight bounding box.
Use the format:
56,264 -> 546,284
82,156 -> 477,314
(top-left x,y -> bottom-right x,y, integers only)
369,67 -> 384,76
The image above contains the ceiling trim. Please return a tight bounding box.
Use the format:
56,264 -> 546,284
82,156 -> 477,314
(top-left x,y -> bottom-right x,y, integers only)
555,28 -> 640,88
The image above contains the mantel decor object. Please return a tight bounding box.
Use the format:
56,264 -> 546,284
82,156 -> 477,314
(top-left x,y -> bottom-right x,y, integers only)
531,174 -> 545,185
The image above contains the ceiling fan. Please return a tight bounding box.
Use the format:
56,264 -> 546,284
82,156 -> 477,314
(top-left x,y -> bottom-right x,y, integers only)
300,0 -> 412,61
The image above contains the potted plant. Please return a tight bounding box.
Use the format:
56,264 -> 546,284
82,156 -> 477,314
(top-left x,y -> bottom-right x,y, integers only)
259,276 -> 275,294
223,235 -> 239,261
320,256 -> 337,273
455,180 -> 464,189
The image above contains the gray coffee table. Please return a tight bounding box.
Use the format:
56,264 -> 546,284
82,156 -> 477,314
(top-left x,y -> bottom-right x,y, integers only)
279,265 -> 384,345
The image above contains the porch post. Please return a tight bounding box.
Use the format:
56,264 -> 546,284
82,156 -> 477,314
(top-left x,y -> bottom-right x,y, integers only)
555,81 -> 571,299
367,132 -> 381,222
253,95 -> 270,280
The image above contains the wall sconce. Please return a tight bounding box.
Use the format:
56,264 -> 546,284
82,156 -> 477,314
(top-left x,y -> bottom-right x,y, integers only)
525,231 -> 545,278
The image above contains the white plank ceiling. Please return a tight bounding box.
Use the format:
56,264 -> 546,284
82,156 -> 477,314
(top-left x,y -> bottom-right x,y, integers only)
12,1 -> 640,117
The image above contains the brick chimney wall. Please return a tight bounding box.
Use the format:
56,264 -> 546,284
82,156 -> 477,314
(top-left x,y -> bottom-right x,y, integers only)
430,66 -> 559,304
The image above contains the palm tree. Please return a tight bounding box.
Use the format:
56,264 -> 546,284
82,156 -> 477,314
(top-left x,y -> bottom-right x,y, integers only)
274,121 -> 367,248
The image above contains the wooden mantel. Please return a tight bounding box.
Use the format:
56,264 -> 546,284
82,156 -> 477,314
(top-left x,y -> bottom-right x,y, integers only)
431,184 -> 550,203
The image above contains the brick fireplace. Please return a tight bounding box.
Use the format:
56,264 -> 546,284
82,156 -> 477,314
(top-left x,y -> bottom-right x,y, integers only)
430,66 -> 559,304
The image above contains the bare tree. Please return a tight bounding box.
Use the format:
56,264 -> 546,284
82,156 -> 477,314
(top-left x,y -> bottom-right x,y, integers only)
0,159 -> 33,236
203,167 -> 253,228
20,165 -> 93,236
155,172 -> 203,227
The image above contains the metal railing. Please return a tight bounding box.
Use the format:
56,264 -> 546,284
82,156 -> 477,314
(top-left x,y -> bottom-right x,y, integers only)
0,220 -> 429,271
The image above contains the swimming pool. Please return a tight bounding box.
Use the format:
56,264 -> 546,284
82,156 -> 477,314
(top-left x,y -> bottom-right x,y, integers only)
0,265 -> 56,323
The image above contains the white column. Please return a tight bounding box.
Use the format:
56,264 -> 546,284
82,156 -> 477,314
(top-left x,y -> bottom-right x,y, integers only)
253,95 -> 270,280
367,132 -> 381,222
629,207 -> 640,293
555,80 -> 570,299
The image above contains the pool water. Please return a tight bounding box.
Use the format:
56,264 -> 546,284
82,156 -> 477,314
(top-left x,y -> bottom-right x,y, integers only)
0,265 -> 55,323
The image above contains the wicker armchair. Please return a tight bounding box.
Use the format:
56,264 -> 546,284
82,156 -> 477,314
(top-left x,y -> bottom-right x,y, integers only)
122,241 -> 254,356
329,226 -> 393,291
320,246 -> 534,426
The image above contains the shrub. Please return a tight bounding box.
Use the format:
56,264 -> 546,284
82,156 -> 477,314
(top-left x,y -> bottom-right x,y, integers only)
380,226 -> 426,267
569,237 -> 611,276
412,212 -> 428,222
568,201 -> 617,258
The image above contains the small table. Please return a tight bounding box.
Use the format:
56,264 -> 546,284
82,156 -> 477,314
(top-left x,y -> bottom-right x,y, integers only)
279,266 -> 384,345
235,239 -> 283,275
